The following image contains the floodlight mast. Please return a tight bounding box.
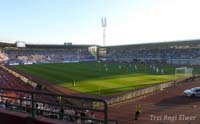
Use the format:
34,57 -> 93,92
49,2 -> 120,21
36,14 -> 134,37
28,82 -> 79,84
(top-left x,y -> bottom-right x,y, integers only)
101,17 -> 107,46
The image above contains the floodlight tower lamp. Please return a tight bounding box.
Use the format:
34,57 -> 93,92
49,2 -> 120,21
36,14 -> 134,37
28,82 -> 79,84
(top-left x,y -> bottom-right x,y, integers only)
101,17 -> 107,46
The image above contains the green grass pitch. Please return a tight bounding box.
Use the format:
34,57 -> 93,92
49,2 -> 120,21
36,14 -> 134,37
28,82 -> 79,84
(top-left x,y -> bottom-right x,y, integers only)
14,62 -> 186,96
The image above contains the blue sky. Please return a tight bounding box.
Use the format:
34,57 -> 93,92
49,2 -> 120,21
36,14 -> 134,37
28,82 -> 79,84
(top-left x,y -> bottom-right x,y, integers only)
0,0 -> 200,45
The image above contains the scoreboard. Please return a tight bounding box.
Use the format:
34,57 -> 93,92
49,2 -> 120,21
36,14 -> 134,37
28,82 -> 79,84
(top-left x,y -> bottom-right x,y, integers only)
98,47 -> 107,57
16,41 -> 26,48
88,46 -> 98,58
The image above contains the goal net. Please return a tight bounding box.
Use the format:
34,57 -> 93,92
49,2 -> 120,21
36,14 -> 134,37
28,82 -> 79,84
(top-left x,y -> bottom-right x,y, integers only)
175,67 -> 193,77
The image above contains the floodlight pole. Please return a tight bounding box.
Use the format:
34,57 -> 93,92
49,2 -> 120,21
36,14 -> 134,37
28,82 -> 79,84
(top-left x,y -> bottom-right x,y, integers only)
101,17 -> 107,46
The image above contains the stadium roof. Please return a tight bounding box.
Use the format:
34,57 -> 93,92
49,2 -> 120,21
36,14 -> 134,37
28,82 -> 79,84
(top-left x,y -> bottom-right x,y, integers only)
25,44 -> 95,49
0,42 -> 96,49
104,39 -> 200,49
0,42 -> 15,48
1,39 -> 200,49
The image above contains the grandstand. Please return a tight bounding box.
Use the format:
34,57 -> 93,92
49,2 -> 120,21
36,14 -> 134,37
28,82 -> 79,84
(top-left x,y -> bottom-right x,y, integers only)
1,42 -> 96,65
100,39 -> 200,65
1,39 -> 200,65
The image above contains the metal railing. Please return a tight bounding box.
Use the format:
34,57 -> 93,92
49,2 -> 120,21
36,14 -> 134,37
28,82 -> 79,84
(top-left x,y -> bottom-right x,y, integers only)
0,87 -> 109,124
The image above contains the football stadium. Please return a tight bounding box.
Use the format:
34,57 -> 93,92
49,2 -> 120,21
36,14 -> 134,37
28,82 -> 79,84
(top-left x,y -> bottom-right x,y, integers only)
1,1 -> 200,124
0,40 -> 200,124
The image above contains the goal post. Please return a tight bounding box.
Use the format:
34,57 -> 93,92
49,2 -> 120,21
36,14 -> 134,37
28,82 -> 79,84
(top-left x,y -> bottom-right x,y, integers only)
175,67 -> 193,77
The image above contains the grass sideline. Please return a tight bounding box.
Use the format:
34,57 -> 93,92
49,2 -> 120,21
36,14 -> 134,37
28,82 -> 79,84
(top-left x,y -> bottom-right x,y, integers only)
14,62 -> 185,96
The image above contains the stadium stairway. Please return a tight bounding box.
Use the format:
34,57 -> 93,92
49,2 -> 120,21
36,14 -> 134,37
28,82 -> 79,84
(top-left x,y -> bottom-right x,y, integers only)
0,66 -> 33,91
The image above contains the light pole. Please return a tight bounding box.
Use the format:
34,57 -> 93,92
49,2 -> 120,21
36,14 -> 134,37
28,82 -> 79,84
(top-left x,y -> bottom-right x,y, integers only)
101,17 -> 107,46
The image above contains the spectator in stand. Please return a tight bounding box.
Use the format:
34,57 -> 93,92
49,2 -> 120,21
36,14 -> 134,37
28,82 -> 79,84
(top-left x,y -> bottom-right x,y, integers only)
59,107 -> 64,120
88,112 -> 95,124
56,96 -> 62,104
5,99 -> 9,108
35,103 -> 40,115
80,110 -> 86,124
74,111 -> 81,124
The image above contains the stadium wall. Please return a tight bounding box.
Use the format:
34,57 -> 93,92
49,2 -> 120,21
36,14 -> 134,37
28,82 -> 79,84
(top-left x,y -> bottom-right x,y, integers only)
167,59 -> 200,65
93,77 -> 194,107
